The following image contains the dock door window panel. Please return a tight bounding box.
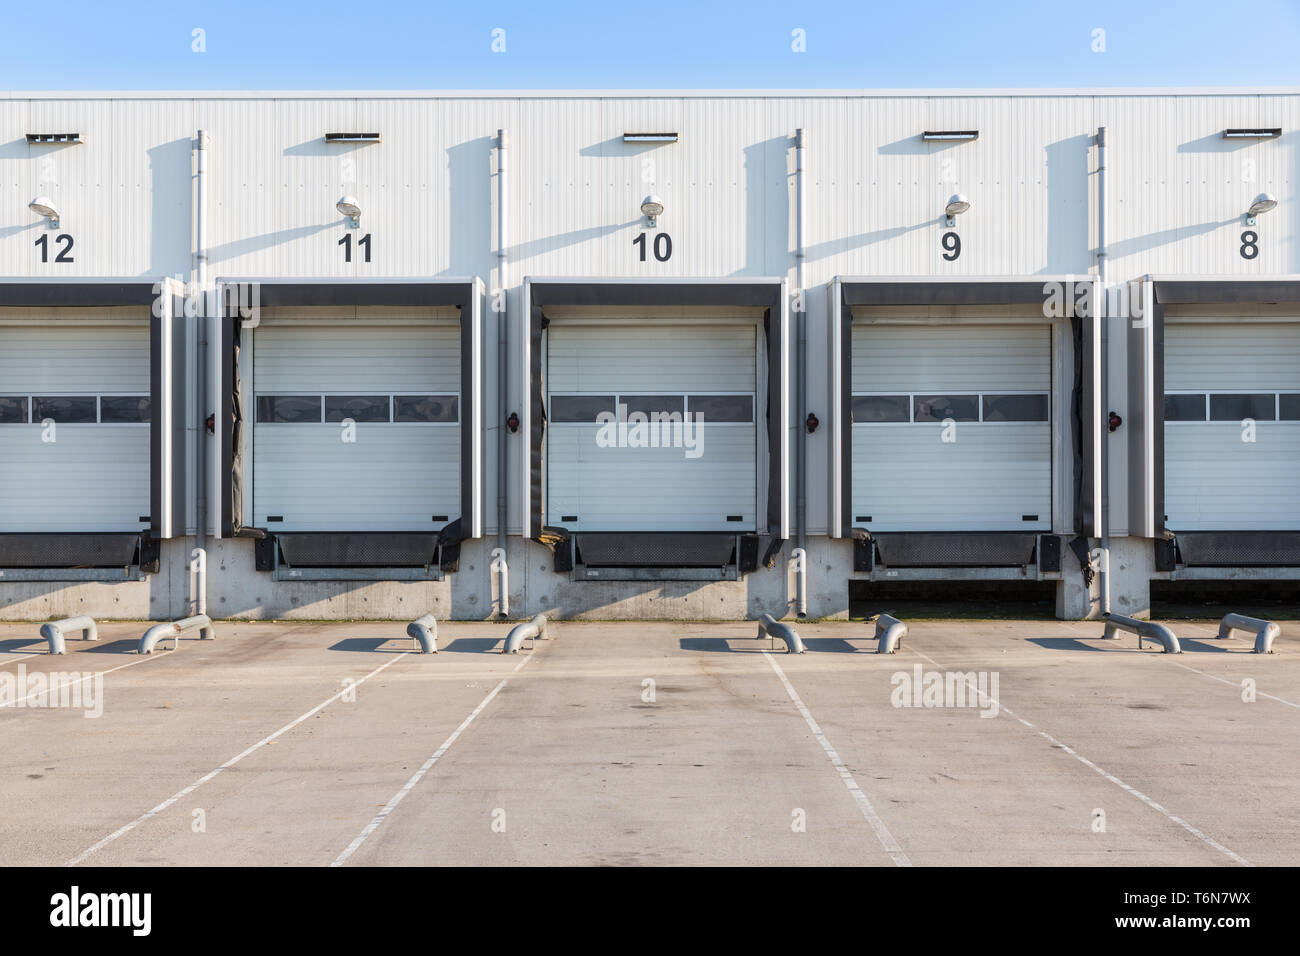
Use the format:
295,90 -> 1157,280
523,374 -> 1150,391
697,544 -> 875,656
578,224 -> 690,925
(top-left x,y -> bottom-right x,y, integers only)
1163,322 -> 1300,531
0,395 -> 150,425
0,322 -> 151,534
544,323 -> 759,533
256,394 -> 459,424
250,319 -> 463,533
850,324 -> 1053,532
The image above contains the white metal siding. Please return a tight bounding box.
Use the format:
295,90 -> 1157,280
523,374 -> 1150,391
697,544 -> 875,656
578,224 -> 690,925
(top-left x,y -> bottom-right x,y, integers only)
252,320 -> 460,531
1165,321 -> 1300,530
0,321 -> 150,532
0,91 -> 1295,284
1,90 -> 1298,554
852,323 -> 1052,532
546,324 -> 757,531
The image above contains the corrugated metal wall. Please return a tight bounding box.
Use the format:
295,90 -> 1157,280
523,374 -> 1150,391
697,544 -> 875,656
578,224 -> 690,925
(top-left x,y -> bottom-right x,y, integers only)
3,90 -> 1289,280
0,90 -> 1296,543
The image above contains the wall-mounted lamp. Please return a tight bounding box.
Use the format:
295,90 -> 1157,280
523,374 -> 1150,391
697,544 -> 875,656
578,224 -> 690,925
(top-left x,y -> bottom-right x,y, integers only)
506,412 -> 520,434
640,195 -> 664,227
1246,193 -> 1277,226
336,195 -> 362,229
944,194 -> 970,227
806,412 -> 820,434
28,197 -> 59,228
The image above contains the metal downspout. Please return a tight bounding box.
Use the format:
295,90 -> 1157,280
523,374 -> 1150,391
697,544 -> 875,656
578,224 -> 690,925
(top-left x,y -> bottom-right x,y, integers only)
194,130 -> 209,618
496,129 -> 510,618
794,128 -> 808,617
1097,126 -> 1110,616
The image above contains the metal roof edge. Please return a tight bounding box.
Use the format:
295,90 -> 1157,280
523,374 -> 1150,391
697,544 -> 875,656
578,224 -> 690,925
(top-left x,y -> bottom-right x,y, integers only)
5,87 -> 1300,101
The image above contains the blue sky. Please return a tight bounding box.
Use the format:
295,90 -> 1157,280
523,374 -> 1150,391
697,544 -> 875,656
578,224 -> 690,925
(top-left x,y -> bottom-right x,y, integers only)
2,0 -> 1298,90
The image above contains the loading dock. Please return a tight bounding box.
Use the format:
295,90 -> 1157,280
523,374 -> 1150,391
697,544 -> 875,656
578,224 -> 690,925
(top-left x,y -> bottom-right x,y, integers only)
0,279 -> 188,578
215,279 -> 485,577
0,89 -> 1293,622
829,278 -> 1100,584
1132,278 -> 1300,576
522,278 -> 788,577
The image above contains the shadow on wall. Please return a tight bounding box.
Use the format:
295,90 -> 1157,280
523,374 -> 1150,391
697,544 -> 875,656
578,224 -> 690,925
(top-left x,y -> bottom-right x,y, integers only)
1042,133 -> 1092,275
1105,218 -> 1239,261
283,138 -> 357,159
1176,133 -> 1266,154
505,220 -> 641,262
203,222 -> 336,268
445,136 -> 494,277
876,135 -> 970,156
578,136 -> 658,158
146,138 -> 193,279
0,578 -> 162,621
738,136 -> 791,277
0,221 -> 40,242
0,137 -> 62,243
1178,127 -> 1298,272
801,221 -> 932,262
1292,132 -> 1300,275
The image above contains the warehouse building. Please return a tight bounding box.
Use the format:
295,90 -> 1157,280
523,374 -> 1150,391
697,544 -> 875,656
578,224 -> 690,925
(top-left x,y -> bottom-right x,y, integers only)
0,90 -> 1295,621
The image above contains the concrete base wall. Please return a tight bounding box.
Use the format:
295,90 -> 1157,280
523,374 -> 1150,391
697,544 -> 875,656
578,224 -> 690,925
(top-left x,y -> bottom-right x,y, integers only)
0,533 -> 1161,622
1108,536 -> 1154,620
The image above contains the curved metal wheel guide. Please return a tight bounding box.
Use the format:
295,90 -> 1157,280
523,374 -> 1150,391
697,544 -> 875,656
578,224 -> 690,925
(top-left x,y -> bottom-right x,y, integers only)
875,614 -> 907,654
138,615 -> 215,654
503,614 -> 548,654
40,616 -> 98,655
1101,613 -> 1181,654
1217,613 -> 1280,655
405,613 -> 438,653
757,613 -> 805,654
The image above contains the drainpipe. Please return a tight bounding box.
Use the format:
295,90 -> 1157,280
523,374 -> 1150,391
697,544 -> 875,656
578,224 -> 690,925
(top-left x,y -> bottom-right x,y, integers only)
794,128 -> 808,617
194,130 -> 209,617
190,548 -> 207,618
496,129 -> 510,618
1096,126 -> 1110,616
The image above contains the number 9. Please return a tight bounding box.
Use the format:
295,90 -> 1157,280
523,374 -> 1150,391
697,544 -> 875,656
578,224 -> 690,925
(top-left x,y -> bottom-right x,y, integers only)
941,231 -> 961,261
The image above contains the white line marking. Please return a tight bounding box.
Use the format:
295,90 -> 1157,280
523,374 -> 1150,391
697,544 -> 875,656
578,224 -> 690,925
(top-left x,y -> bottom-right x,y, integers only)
904,644 -> 1251,867
1062,621 -> 1299,708
1170,660 -> 1300,709
65,652 -> 410,866
0,652 -> 42,667
332,652 -> 535,867
761,650 -> 911,867
2,654 -> 159,709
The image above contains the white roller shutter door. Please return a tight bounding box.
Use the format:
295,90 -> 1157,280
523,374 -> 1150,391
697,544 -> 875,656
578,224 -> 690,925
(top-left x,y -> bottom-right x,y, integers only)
1164,320 -> 1300,531
851,323 -> 1052,532
546,324 -> 758,532
252,319 -> 460,532
0,320 -> 151,532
